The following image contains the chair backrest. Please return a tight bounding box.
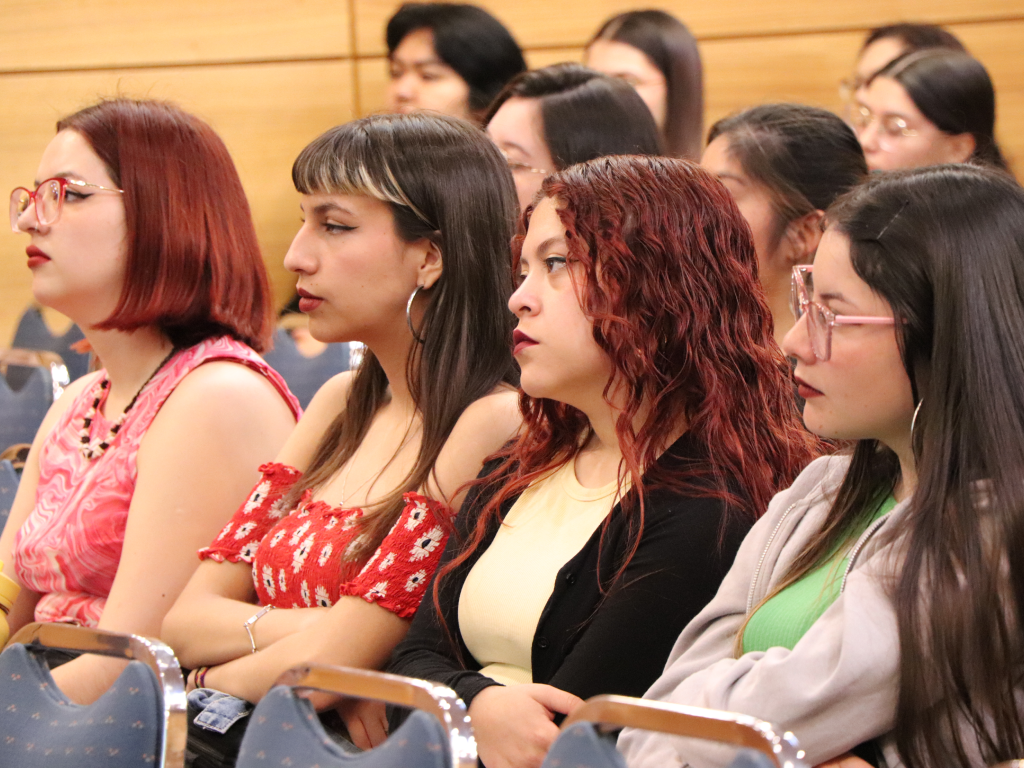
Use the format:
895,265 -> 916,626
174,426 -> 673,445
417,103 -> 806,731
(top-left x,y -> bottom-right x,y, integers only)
0,459 -> 19,536
2,622 -> 186,768
262,328 -> 349,410
547,695 -> 808,768
0,363 -> 57,452
12,306 -> 90,381
237,664 -> 476,768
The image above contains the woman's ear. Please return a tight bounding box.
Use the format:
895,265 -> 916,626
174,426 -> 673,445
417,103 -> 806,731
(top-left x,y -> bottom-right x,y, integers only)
417,237 -> 444,290
782,210 -> 826,266
940,132 -> 977,164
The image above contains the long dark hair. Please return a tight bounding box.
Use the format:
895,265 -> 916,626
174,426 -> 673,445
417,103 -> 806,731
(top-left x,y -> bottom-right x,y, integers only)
588,9 -> 704,160
484,64 -> 663,169
773,164 -> 1024,768
287,113 -> 519,557
386,2 -> 526,115
438,155 -> 819,605
874,49 -> 1008,170
708,104 -> 867,252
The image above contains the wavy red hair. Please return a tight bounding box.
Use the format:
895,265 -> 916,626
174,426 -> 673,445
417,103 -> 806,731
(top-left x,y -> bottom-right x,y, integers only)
438,155 -> 820,611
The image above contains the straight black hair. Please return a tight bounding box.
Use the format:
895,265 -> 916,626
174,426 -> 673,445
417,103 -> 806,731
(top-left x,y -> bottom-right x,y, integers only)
779,164 -> 1024,768
707,104 -> 867,249
386,3 -> 526,115
588,9 -> 704,160
288,112 -> 520,557
874,49 -> 1008,171
484,64 -> 663,170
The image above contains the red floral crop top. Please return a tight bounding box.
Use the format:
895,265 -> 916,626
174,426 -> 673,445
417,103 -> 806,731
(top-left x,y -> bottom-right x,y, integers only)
199,463 -> 450,619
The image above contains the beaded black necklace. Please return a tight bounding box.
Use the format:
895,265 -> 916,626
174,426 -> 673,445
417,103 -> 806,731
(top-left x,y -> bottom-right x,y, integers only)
79,348 -> 178,460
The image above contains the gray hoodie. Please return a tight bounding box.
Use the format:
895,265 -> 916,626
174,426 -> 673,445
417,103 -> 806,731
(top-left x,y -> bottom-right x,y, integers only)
618,454 -> 910,768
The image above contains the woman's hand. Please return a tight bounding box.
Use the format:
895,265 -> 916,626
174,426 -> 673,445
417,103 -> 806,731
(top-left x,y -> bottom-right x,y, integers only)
467,684 -> 584,768
337,698 -> 389,750
816,753 -> 874,768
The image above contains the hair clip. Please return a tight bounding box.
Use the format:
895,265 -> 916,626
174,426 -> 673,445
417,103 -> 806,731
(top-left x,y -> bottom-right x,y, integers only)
876,199 -> 910,240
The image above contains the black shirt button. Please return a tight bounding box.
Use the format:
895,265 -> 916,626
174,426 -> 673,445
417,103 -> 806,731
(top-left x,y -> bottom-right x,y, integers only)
537,637 -> 549,649
565,572 -> 576,585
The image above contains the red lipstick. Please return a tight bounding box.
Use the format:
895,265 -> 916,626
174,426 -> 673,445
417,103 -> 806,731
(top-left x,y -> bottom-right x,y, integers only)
26,245 -> 50,269
512,329 -> 538,356
794,376 -> 824,399
296,287 -> 323,313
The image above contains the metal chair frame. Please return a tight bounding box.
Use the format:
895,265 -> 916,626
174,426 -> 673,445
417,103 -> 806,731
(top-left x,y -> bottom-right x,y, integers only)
0,347 -> 70,401
273,663 -> 477,768
562,694 -> 809,768
7,622 -> 186,768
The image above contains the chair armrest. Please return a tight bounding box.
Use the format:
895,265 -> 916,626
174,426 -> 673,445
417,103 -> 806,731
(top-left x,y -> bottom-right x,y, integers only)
275,663 -> 476,768
563,694 -> 808,768
8,622 -> 186,768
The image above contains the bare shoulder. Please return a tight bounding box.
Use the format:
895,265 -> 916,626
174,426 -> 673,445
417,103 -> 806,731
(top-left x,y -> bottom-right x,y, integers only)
430,388 -> 521,499
448,387 -> 521,448
302,371 -> 355,424
157,359 -> 295,425
273,371 -> 356,470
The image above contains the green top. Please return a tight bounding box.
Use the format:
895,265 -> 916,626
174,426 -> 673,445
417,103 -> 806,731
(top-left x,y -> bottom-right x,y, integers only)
741,494 -> 897,654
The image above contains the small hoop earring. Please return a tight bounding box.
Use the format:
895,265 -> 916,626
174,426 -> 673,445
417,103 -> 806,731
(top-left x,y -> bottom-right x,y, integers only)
406,285 -> 426,344
910,399 -> 924,441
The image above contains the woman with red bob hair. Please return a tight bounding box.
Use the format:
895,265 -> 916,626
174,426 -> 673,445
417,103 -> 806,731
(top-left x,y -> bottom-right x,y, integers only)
387,154 -> 820,768
0,97 -> 300,703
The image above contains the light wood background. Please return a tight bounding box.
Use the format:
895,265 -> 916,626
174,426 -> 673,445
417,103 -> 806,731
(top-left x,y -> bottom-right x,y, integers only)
2,0 -> 1021,344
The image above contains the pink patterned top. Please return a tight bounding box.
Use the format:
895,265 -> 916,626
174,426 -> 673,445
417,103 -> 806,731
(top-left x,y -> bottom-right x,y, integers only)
13,336 -> 301,627
199,463 -> 450,618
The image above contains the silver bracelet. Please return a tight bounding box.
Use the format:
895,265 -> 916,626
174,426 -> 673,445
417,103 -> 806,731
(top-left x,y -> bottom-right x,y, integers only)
243,604 -> 275,654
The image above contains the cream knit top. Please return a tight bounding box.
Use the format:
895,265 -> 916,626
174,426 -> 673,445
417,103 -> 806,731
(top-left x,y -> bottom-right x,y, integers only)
458,460 -> 622,686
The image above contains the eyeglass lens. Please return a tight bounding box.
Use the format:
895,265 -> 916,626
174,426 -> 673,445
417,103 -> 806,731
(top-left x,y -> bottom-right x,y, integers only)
9,180 -> 62,231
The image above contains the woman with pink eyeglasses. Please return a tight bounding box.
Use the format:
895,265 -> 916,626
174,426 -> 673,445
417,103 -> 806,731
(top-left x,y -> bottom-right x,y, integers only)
621,164 -> 1024,768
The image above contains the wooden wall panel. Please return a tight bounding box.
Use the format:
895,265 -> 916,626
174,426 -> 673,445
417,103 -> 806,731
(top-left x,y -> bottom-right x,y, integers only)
0,61 -> 355,345
352,0 -> 1023,56
0,1 -> 352,71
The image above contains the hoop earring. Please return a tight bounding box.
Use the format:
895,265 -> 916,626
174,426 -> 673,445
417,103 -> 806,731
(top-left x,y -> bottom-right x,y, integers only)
406,285 -> 426,344
910,399 -> 924,441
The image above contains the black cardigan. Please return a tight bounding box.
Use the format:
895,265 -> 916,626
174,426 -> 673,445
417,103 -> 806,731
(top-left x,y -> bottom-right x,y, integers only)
386,432 -> 752,709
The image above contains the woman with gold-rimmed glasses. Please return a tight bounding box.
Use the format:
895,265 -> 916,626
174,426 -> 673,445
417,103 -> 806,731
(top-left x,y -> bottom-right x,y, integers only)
855,49 -> 1007,173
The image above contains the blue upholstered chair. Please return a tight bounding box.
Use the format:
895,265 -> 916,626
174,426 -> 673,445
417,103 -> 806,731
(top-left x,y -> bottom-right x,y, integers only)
0,354 -> 68,452
262,328 -> 349,410
12,306 -> 90,381
0,622 -> 186,768
237,663 -> 476,768
0,459 -> 18,535
542,694 -> 808,768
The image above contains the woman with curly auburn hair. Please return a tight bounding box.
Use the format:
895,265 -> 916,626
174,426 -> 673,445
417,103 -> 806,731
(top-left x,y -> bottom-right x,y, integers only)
387,154 -> 820,768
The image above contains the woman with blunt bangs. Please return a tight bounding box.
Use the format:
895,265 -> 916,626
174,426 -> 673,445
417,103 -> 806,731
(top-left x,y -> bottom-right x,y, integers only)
1,98 -> 301,704
387,155 -> 820,768
162,113 -> 521,763
621,164 -> 1024,768
702,104 -> 867,343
